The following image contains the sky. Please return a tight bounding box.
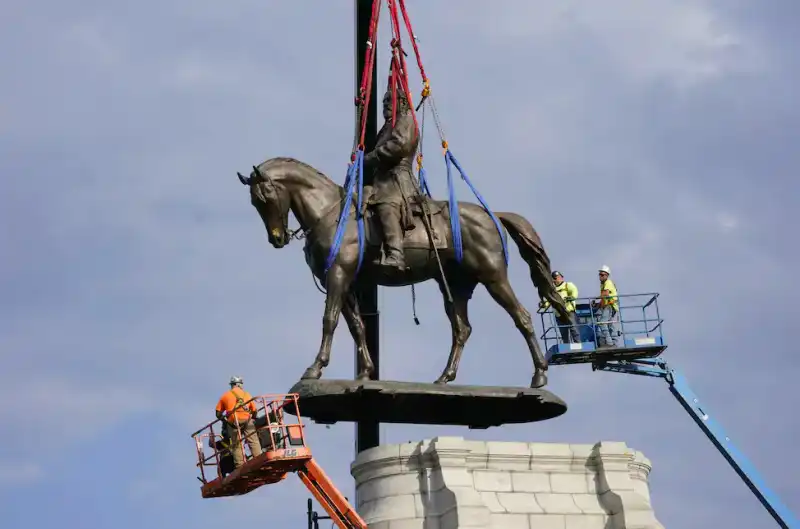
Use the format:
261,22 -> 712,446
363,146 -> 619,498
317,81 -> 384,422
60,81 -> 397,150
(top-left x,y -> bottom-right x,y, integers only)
1,1 -> 798,528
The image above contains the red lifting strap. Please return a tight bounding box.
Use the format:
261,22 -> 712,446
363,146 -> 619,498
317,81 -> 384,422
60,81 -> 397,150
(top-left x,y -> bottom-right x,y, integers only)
355,0 -> 381,152
397,0 -> 427,87
386,0 -> 419,135
353,0 -> 428,154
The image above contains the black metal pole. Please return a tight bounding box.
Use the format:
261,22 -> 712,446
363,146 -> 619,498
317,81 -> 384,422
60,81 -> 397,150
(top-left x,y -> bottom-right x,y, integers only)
354,0 -> 380,456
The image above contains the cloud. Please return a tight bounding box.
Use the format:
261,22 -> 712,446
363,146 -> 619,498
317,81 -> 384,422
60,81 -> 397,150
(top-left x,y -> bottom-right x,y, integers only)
0,375 -> 156,449
440,0 -> 768,88
0,463 -> 44,488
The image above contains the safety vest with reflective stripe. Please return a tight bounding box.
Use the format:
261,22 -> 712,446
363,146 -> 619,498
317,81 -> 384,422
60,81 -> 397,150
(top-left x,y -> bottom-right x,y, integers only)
541,281 -> 578,313
599,279 -> 619,310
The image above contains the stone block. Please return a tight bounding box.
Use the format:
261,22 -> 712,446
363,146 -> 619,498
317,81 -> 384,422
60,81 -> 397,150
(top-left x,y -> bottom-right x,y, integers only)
528,514 -> 567,529
386,519 -> 427,529
473,470 -> 513,492
530,443 -> 575,472
596,470 -> 630,494
486,441 -> 532,470
430,466 -> 477,491
550,473 -> 589,494
529,443 -> 574,458
611,509 -> 665,529
564,514 -> 607,529
399,440 -> 428,459
359,494 -> 418,522
584,472 -> 599,494
571,494 -> 607,515
534,493 -> 582,514
461,506 -> 493,526
496,492 -> 544,514
568,444 -> 595,460
358,471 -> 430,503
489,513 -> 531,529
479,491 -> 506,513
440,506 -> 491,527
511,471 -> 552,493
465,440 -> 490,470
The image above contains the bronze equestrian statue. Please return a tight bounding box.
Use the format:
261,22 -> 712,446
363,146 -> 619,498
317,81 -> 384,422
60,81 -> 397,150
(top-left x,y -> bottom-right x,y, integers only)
236,87 -> 569,389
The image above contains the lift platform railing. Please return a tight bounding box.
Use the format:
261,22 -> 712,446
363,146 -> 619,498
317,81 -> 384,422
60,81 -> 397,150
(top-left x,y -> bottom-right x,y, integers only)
538,292 -> 665,351
191,393 -> 307,484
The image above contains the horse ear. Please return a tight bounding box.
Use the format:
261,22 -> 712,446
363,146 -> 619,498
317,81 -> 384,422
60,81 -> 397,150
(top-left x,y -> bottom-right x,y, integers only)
237,172 -> 250,185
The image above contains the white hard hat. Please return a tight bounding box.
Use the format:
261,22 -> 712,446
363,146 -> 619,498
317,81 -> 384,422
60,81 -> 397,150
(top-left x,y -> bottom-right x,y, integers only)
599,265 -> 611,275
229,376 -> 243,386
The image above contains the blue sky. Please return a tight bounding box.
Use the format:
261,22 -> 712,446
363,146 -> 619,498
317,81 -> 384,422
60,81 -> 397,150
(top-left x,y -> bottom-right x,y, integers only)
1,1 -> 798,528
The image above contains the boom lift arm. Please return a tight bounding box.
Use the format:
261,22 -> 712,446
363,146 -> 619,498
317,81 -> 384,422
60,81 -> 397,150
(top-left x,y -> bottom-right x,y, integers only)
597,358 -> 798,529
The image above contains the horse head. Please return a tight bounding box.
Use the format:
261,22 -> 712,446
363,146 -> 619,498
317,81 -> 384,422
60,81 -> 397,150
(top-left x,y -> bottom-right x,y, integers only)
237,163 -> 291,249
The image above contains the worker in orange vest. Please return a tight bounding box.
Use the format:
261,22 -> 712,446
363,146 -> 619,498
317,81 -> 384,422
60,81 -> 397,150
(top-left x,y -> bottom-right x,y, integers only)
215,376 -> 263,469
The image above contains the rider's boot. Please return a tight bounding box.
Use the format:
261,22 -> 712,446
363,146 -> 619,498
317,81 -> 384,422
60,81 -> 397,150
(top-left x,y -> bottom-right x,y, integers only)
376,203 -> 406,270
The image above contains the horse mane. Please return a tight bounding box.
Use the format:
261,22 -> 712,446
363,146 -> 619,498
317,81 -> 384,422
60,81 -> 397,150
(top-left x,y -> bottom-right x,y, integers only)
261,157 -> 338,186
261,156 -> 348,204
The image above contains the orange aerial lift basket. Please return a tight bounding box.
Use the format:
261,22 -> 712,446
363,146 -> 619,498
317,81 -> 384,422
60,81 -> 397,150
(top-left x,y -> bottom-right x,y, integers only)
191,393 -> 367,529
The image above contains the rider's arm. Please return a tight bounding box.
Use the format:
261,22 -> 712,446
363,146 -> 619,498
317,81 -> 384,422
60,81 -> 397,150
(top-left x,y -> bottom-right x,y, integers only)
364,117 -> 418,171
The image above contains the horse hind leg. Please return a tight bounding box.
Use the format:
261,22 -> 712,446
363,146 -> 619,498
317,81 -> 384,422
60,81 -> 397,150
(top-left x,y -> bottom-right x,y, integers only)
483,277 -> 549,389
435,281 -> 477,385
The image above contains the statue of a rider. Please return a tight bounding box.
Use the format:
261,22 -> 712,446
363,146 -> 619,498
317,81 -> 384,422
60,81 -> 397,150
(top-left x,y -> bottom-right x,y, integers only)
363,82 -> 420,271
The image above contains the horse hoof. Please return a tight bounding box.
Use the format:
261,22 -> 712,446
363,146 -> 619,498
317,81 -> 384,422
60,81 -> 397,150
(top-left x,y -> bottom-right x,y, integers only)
356,370 -> 372,381
434,370 -> 456,384
301,366 -> 322,380
530,371 -> 548,389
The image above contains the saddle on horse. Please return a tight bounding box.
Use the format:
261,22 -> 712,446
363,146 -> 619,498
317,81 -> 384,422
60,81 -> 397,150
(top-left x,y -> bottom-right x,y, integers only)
360,186 -> 449,252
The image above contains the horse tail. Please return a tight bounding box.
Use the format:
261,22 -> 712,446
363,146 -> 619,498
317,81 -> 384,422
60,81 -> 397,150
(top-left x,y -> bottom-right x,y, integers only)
496,212 -> 569,320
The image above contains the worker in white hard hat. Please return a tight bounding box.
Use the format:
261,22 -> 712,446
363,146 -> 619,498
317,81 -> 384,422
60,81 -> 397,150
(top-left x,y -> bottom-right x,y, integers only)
215,376 -> 263,469
540,270 -> 581,343
593,265 -> 620,348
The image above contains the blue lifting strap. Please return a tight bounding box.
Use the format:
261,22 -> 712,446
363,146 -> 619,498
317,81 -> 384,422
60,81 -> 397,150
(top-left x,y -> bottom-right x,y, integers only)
445,150 -> 508,264
325,149 -> 366,275
418,165 -> 432,197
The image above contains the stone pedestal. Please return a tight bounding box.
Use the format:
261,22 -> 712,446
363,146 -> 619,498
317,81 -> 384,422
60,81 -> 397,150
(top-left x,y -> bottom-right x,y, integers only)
350,436 -> 665,529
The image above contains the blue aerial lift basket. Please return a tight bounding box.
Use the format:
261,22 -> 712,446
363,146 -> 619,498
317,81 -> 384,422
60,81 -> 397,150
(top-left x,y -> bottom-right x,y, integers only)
539,292 -> 666,365
538,292 -> 797,529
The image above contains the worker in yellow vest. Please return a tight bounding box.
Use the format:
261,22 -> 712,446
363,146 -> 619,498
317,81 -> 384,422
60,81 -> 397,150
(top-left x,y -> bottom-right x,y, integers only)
540,270 -> 581,343
215,376 -> 263,469
593,265 -> 620,348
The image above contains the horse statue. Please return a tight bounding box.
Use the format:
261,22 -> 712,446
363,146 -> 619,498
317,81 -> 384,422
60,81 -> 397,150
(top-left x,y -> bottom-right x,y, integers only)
236,157 -> 569,389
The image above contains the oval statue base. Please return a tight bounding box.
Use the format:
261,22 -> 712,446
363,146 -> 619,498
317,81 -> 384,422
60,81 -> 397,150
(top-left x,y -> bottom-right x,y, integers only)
284,379 -> 568,429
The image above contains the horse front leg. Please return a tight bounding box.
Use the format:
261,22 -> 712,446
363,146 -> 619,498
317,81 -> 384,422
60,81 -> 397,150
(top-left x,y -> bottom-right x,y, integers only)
342,291 -> 373,380
302,265 -> 351,380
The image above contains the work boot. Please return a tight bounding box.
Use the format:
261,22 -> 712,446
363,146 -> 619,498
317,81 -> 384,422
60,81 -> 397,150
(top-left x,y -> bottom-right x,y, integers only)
376,203 -> 406,270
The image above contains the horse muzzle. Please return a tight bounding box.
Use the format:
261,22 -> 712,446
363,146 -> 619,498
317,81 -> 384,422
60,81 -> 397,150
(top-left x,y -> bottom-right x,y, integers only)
269,228 -> 290,248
